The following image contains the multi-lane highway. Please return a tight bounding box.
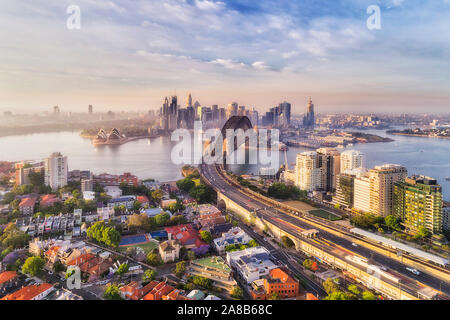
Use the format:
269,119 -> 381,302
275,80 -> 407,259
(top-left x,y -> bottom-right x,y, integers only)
200,164 -> 450,297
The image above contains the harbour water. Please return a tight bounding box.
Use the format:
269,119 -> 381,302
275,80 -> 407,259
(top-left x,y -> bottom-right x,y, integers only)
0,128 -> 449,200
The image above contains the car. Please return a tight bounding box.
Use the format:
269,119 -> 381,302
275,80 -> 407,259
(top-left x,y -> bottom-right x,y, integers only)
406,267 -> 420,275
48,271 -> 53,275
351,243 -> 358,247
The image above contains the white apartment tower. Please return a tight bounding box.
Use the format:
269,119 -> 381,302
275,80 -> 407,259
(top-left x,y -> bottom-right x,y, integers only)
44,152 -> 68,191
340,150 -> 365,173
295,151 -> 321,192
369,164 -> 407,217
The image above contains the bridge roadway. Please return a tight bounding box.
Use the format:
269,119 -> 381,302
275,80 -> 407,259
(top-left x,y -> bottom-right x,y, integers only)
200,164 -> 450,296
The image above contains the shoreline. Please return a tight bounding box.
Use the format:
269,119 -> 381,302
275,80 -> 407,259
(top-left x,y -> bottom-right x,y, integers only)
388,132 -> 450,139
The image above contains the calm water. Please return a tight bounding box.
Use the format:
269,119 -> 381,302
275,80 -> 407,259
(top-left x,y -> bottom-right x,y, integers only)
0,129 -> 449,200
231,128 -> 450,201
0,132 -> 184,182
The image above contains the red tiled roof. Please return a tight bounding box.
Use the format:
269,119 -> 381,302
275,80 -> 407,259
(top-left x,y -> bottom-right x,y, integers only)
120,281 -> 158,300
142,281 -> 175,300
164,224 -> 207,248
40,194 -> 60,206
19,197 -> 37,208
1,283 -> 52,300
137,196 -> 149,204
67,253 -> 95,266
0,271 -> 17,285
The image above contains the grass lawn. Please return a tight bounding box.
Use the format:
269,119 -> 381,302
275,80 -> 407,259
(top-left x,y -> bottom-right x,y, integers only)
309,209 -> 342,221
118,240 -> 159,254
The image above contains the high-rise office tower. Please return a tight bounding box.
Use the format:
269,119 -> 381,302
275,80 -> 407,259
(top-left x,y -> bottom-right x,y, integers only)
279,102 -> 291,125
295,151 -> 321,192
53,105 -> 60,114
88,105 -> 93,114
44,152 -> 68,191
394,176 -> 443,234
316,148 -> 341,192
334,173 -> 355,209
238,106 -> 245,116
369,164 -> 408,217
186,93 -> 193,108
302,97 -> 315,129
226,102 -> 238,119
340,150 -> 365,173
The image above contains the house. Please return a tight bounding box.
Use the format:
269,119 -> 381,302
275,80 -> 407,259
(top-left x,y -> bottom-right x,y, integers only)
141,207 -> 166,218
83,191 -> 96,201
250,268 -> 300,300
67,253 -> 95,267
136,196 -> 150,207
18,197 -> 37,215
142,281 -> 175,300
227,247 -> 278,284
159,238 -> 181,263
213,227 -> 253,253
104,185 -> 123,199
164,224 -> 209,255
39,194 -> 61,207
1,283 -> 53,300
186,256 -> 238,293
194,204 -> 226,228
161,199 -> 177,208
186,289 -> 206,300
107,196 -> 136,209
97,206 -> 115,221
0,271 -> 18,289
120,281 -> 157,300
162,289 -> 191,300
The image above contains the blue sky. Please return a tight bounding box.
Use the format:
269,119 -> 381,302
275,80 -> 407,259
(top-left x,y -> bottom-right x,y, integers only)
0,0 -> 449,114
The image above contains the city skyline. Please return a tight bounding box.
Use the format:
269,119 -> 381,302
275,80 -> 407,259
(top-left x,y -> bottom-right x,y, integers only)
1,1 -> 450,114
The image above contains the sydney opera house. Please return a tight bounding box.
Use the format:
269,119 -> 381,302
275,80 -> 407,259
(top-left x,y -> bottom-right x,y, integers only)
92,128 -> 127,146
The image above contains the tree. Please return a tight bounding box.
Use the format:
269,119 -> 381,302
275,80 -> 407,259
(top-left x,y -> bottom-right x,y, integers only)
103,284 -> 122,300
323,278 -> 340,295
147,252 -> 162,266
155,212 -> 170,227
192,276 -> 212,289
151,189 -> 163,203
385,215 -> 400,231
0,223 -> 30,249
53,261 -> 66,273
362,290 -> 377,300
176,178 -> 195,193
231,287 -> 243,300
86,221 -> 121,248
200,230 -> 213,244
347,284 -> 360,295
324,291 -> 353,300
248,239 -> 258,247
175,261 -> 186,276
142,269 -> 156,283
416,226 -> 430,239
232,220 -> 239,227
22,256 -> 45,276
186,250 -> 196,261
189,185 -> 213,203
115,263 -> 129,275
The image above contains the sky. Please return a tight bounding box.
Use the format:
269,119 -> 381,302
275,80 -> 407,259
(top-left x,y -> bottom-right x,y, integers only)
0,0 -> 449,114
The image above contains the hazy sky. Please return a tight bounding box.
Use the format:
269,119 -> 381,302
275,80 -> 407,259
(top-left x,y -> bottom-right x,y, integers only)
0,0 -> 449,114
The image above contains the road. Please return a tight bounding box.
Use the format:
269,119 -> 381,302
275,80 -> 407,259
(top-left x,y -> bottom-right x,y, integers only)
201,164 -> 450,297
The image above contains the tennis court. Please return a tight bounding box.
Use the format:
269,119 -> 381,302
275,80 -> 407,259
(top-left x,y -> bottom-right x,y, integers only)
119,234 -> 149,246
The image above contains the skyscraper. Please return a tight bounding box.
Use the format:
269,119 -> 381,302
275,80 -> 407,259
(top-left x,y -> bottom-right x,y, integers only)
340,150 -> 365,173
44,152 -> 68,191
186,93 -> 193,108
295,151 -> 321,192
226,102 -> 238,119
88,105 -> 93,114
394,176 -> 443,234
369,164 -> 408,217
302,97 -> 315,129
279,102 -> 291,125
316,148 -> 341,192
